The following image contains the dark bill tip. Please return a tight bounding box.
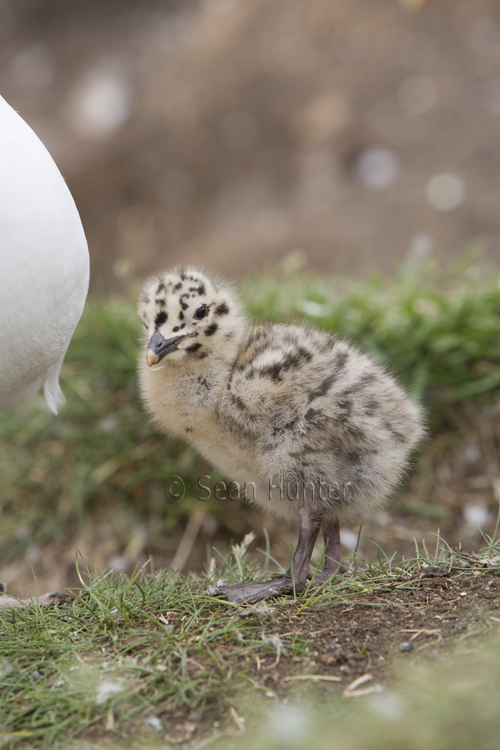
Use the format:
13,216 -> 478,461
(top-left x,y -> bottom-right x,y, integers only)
147,330 -> 197,366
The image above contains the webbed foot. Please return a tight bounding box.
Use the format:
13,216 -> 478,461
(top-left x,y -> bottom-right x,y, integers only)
0,588 -> 68,609
217,563 -> 346,605
218,576 -> 300,604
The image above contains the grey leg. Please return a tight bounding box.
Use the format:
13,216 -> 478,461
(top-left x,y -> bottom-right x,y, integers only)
308,520 -> 346,584
219,507 -> 324,604
322,520 -> 344,575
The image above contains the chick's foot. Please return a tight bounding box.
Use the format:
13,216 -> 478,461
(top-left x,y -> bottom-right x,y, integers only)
0,588 -> 68,609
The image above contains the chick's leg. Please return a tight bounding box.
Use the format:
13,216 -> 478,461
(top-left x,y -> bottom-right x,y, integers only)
219,507 -> 324,605
307,520 -> 346,584
323,520 -> 344,573
288,506 -> 325,582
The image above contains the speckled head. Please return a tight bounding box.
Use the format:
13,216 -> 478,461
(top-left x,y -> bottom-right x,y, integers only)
138,266 -> 246,368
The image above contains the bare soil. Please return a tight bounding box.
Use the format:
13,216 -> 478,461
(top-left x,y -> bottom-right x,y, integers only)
116,560 -> 500,745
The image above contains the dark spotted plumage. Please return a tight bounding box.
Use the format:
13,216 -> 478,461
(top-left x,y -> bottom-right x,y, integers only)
138,266 -> 425,604
216,302 -> 230,316
205,323 -> 218,337
307,372 -> 337,402
281,348 -> 313,371
154,311 -> 167,328
197,376 -> 212,394
364,400 -> 378,416
190,284 -> 206,296
259,362 -> 283,382
186,342 -> 202,353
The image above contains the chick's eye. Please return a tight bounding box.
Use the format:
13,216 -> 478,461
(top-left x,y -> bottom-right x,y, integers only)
194,305 -> 208,320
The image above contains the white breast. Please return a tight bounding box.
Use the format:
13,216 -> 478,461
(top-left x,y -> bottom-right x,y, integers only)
0,96 -> 89,414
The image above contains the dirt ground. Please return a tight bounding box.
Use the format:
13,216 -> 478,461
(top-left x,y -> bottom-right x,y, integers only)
4,555 -> 498,746
161,560 -> 500,744
2,0 -> 500,287
43,556 -> 496,746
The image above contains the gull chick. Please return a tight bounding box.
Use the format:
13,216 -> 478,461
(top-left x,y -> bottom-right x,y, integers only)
138,267 -> 424,604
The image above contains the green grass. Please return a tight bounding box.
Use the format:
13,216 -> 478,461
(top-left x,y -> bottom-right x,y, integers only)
0,559 -> 280,747
1,533 -> 500,749
0,536 -> 280,747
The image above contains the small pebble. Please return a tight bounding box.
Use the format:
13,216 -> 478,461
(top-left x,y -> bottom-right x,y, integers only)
354,147 -> 399,189
426,172 -> 465,212
146,717 -> 162,732
460,560 -> 472,569
399,641 -> 414,653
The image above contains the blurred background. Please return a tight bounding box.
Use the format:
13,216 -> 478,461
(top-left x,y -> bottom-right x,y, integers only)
3,0 -> 500,599
2,0 -> 500,287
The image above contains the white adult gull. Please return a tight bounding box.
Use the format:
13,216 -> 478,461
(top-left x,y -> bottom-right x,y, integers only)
0,95 -> 89,608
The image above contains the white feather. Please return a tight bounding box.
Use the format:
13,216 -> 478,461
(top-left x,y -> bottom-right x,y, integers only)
0,95 -> 89,414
